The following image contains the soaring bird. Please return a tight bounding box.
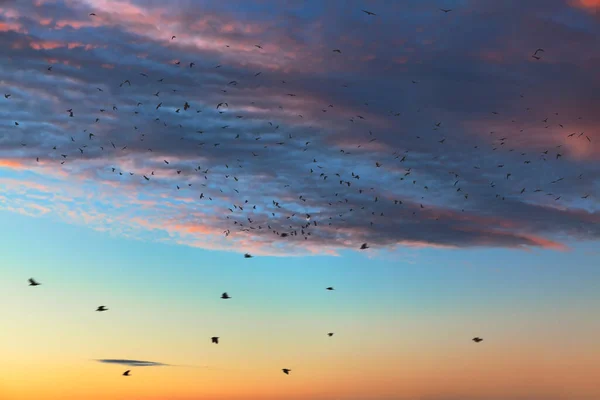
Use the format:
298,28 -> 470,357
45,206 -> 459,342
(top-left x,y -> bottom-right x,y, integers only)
28,278 -> 41,286
282,369 -> 291,375
361,9 -> 376,15
360,243 -> 369,250
244,253 -> 253,258
123,370 -> 131,376
472,337 -> 483,343
326,287 -> 335,291
96,306 -> 108,312
221,292 -> 231,299
440,8 -> 452,13
211,337 -> 219,344
327,332 -> 334,337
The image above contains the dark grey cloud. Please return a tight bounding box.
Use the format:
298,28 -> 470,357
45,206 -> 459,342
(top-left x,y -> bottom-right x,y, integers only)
0,0 -> 599,254
96,359 -> 169,367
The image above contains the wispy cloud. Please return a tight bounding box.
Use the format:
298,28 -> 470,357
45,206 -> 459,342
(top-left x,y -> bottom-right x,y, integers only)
96,359 -> 170,367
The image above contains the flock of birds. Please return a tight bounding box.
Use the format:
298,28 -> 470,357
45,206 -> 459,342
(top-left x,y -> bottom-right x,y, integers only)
6,4 -> 595,379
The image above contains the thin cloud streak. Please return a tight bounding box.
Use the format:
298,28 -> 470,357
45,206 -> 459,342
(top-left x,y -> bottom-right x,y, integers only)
96,359 -> 170,367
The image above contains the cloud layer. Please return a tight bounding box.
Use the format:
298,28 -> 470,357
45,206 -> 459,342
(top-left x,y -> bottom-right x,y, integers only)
1,0 -> 599,255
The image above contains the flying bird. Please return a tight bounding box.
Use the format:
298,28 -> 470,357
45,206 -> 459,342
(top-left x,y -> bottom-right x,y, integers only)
96,306 -> 108,312
221,292 -> 231,299
472,337 -> 483,343
123,370 -> 131,376
361,9 -> 376,15
211,337 -> 219,344
282,369 -> 291,375
28,278 -> 41,286
360,243 -> 369,250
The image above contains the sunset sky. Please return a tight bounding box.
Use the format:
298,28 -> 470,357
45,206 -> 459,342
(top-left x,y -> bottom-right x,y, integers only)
1,1 -> 599,399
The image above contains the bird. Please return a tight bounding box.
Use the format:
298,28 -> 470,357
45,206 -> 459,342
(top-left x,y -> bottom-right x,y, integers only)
282,369 -> 291,375
440,8 -> 452,13
360,243 -> 369,250
123,370 -> 131,376
28,278 -> 41,286
244,253 -> 253,258
96,306 -> 108,312
361,9 -> 376,15
326,287 -> 335,291
221,292 -> 231,299
89,12 -> 96,16
333,49 -> 342,53
211,337 -> 219,344
472,337 -> 483,343
327,332 -> 334,337
533,48 -> 544,55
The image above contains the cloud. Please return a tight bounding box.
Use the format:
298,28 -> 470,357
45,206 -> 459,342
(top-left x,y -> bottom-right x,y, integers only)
0,0 -> 599,255
96,359 -> 170,367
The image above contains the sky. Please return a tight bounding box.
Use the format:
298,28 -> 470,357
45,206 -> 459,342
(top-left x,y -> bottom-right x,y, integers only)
0,0 -> 599,399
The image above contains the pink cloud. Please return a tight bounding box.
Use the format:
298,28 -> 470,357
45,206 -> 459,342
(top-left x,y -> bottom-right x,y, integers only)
29,40 -> 64,50
0,159 -> 27,170
521,234 -> 569,251
0,21 -> 23,33
569,0 -> 600,12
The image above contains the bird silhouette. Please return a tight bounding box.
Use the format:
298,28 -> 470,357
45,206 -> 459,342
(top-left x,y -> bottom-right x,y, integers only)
123,370 -> 131,376
28,278 -> 40,286
221,292 -> 231,299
